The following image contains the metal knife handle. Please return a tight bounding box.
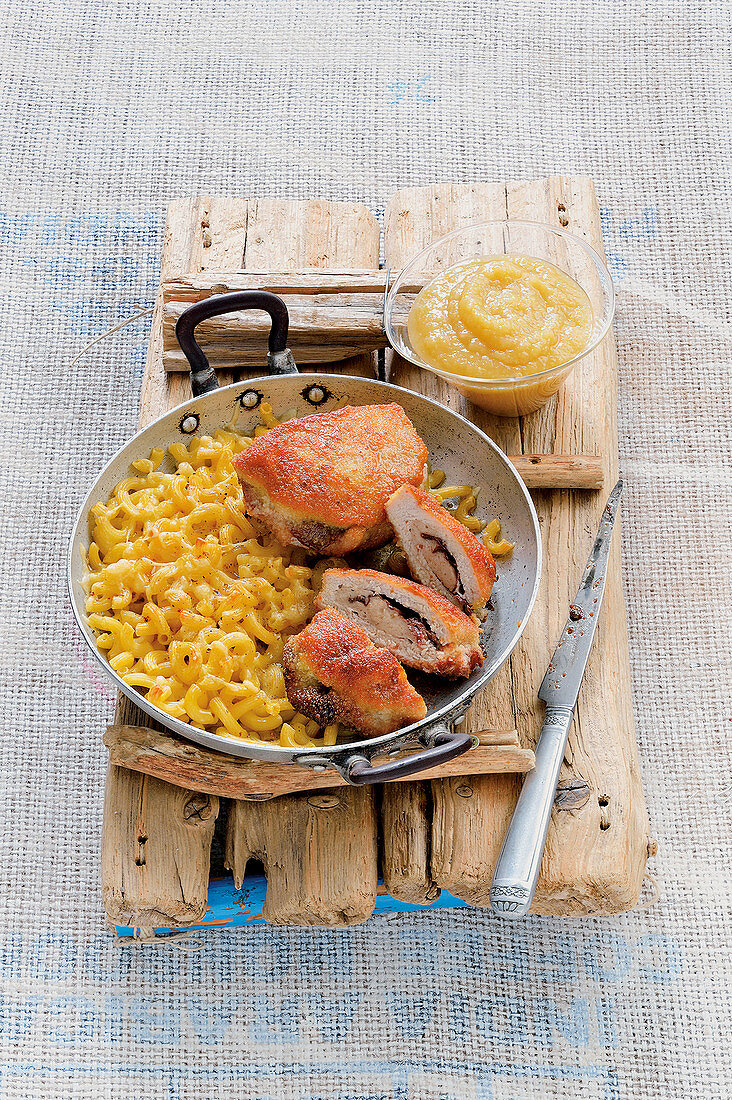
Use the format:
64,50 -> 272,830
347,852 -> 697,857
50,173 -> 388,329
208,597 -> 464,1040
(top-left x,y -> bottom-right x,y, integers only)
490,705 -> 574,919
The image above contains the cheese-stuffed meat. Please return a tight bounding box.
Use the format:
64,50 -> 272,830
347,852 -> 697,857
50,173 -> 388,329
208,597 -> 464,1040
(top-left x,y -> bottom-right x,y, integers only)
283,608 -> 426,737
385,485 -> 496,615
316,568 -> 483,679
233,404 -> 427,555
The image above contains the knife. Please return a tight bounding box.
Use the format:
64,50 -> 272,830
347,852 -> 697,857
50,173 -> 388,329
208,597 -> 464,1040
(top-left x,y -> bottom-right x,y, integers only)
490,479 -> 623,919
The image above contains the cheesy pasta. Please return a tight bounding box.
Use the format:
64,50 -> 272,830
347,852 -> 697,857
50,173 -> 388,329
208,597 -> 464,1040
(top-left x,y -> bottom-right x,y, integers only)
84,416 -> 337,748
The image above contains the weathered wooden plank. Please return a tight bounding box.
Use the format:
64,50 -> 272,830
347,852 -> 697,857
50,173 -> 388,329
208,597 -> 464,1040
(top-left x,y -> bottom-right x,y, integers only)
380,782 -> 440,905
385,178 -> 649,914
224,789 -> 378,926
502,176 -> 649,913
383,182 -> 521,904
102,694 -> 219,928
103,724 -> 533,801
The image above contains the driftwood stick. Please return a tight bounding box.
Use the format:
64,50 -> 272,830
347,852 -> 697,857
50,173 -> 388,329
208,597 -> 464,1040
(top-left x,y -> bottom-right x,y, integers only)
164,270 -> 390,298
104,724 -> 535,802
163,300 -> 387,344
509,454 -> 604,490
163,345 -> 376,368
161,272 -> 390,369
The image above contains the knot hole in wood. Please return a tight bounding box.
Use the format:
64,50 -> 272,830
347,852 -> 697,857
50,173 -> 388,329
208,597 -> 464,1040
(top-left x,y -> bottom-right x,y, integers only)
554,779 -> 590,810
307,794 -> 342,810
598,794 -> 611,831
184,793 -> 214,822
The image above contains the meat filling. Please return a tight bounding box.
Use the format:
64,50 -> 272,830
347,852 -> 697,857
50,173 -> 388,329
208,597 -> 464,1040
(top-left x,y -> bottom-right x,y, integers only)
349,593 -> 441,648
420,534 -> 469,610
291,519 -> 346,555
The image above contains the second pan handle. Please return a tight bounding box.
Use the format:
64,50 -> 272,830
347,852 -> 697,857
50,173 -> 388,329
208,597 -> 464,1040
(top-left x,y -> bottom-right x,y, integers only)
175,290 -> 298,397
346,730 -> 474,785
338,726 -> 476,786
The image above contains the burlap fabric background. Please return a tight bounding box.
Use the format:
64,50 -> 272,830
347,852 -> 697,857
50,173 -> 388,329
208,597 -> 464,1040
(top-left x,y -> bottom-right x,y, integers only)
0,2 -> 729,1097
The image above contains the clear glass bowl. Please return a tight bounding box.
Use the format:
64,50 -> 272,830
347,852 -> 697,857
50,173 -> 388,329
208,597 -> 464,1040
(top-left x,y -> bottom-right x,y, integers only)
383,220 -> 615,417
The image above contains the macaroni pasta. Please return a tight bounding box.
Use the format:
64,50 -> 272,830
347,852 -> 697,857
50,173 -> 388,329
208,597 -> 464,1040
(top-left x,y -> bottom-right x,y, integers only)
84,413 -> 336,748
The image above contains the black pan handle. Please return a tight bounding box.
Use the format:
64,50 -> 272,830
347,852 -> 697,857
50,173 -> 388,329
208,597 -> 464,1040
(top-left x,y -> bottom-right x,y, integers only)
344,729 -> 475,786
175,290 -> 298,397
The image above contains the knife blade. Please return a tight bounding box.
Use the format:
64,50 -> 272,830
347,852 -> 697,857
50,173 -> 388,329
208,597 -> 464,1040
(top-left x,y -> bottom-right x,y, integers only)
538,477 -> 623,709
490,479 -> 623,919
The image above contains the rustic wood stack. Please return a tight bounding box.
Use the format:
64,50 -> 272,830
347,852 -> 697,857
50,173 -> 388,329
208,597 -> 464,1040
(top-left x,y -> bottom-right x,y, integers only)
101,180 -> 653,932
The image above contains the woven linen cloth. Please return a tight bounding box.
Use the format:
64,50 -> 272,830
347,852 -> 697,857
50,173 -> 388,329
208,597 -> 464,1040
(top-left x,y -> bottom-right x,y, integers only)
0,1 -> 730,1097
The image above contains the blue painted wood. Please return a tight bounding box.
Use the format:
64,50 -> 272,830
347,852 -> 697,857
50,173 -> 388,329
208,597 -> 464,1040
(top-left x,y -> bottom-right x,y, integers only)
114,875 -> 470,937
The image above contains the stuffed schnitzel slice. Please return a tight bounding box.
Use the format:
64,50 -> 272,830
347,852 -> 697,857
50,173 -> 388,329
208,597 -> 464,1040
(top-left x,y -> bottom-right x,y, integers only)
316,568 -> 483,679
386,485 -> 497,615
233,404 -> 427,555
283,608 -> 426,737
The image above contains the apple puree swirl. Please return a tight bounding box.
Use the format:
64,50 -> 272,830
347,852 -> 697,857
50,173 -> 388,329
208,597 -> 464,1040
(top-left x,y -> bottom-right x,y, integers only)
407,256 -> 593,379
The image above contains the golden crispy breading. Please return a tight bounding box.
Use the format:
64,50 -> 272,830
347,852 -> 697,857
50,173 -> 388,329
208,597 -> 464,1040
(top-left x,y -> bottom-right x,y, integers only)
316,568 -> 484,679
233,404 -> 428,555
283,608 -> 427,737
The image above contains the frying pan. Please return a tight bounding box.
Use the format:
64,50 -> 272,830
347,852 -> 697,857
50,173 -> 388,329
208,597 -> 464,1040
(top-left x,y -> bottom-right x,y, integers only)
68,292 -> 541,784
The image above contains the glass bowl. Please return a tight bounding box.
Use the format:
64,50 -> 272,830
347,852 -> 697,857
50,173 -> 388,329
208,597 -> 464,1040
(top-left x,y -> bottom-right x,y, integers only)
383,220 -> 615,417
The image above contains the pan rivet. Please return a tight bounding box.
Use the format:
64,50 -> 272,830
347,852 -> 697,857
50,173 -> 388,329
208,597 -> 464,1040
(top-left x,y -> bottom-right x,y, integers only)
240,389 -> 262,409
311,765 -> 327,773
180,414 -> 199,434
302,383 -> 330,406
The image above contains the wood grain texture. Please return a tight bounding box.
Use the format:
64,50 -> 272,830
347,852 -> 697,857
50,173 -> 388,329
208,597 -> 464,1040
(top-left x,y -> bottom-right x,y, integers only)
385,178 -> 650,914
103,724 -> 534,801
381,782 -> 440,904
383,183 -> 522,906
224,789 -> 378,926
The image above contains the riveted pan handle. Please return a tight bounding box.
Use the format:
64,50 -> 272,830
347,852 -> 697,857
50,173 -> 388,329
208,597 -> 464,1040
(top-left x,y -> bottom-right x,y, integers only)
344,728 -> 475,785
175,290 -> 298,397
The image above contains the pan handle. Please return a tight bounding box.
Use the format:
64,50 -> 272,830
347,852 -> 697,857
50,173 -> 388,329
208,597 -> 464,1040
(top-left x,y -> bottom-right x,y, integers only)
340,726 -> 475,786
175,290 -> 298,397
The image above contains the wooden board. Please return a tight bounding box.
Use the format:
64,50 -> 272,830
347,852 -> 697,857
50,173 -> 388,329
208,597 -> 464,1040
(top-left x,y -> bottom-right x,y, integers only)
384,180 -> 651,913
101,180 -> 652,930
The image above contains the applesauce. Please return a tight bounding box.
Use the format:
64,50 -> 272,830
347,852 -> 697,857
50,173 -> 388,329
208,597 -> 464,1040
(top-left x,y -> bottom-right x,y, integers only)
406,256 -> 594,414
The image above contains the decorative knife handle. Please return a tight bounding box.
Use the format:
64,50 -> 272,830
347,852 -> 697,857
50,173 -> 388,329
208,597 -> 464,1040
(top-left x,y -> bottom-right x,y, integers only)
490,705 -> 574,919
